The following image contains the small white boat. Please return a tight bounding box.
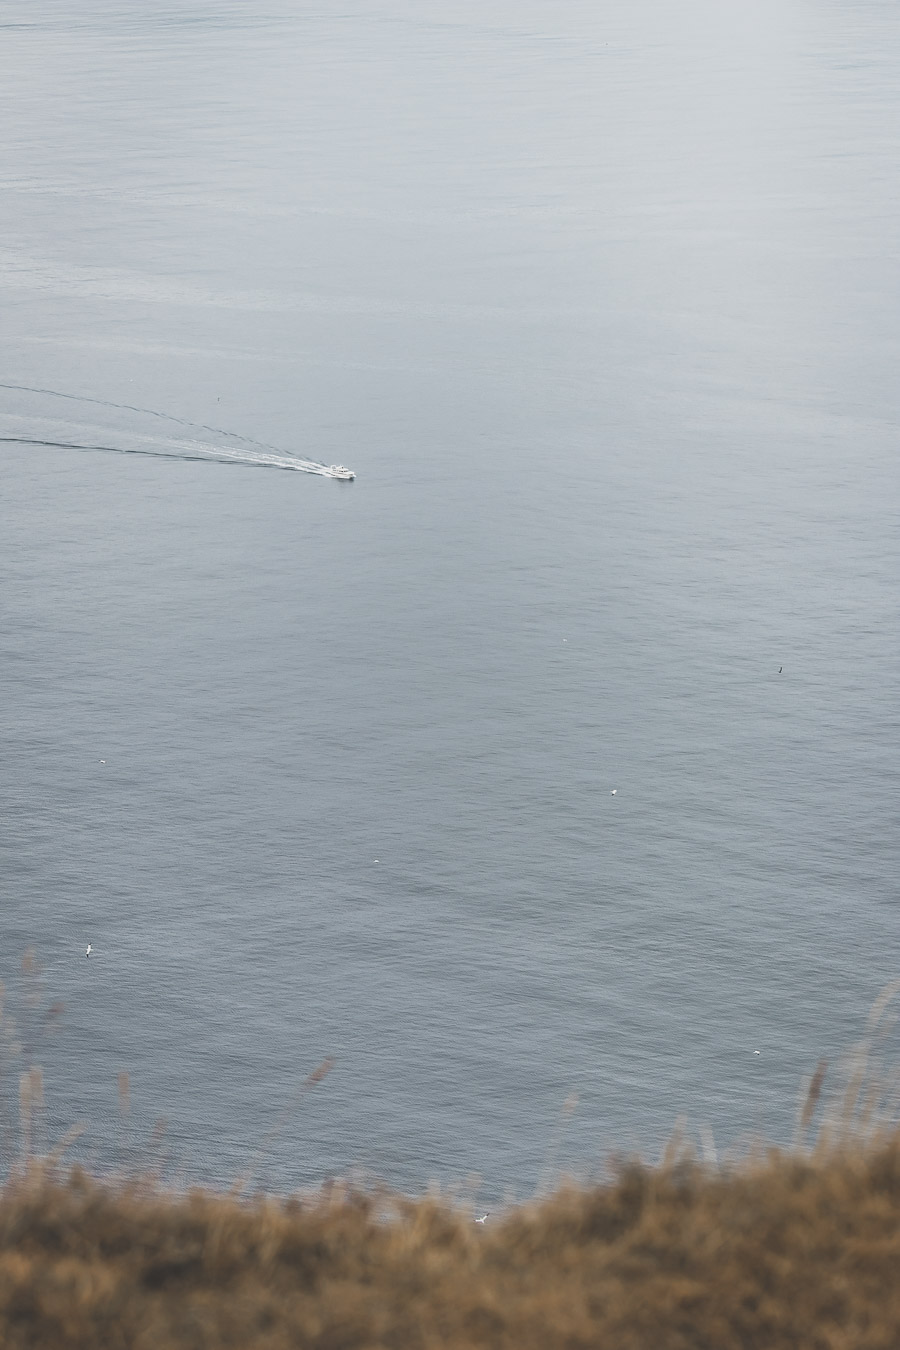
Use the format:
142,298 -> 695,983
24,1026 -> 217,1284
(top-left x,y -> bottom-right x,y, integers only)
326,464 -> 355,480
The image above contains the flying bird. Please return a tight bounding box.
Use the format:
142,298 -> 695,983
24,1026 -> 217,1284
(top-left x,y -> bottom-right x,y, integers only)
475,1214 -> 488,1224
85,945 -> 92,958
610,789 -> 617,796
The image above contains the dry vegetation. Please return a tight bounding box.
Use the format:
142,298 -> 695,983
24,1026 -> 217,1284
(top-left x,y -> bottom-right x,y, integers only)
4,960 -> 900,1348
4,1139 -> 900,1350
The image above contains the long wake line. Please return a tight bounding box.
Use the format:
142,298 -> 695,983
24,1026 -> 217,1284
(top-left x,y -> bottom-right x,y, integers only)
0,435 -> 329,474
0,440 -> 313,472
0,380 -> 284,456
0,381 -> 333,475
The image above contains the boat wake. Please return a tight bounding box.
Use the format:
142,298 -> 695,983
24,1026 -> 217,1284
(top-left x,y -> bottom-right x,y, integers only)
0,381 -> 339,477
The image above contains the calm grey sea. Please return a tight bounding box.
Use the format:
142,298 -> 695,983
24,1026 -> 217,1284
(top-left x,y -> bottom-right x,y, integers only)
1,0 -> 898,1203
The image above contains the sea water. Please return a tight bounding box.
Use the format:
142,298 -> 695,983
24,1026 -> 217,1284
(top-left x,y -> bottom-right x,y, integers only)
1,0 -> 898,1202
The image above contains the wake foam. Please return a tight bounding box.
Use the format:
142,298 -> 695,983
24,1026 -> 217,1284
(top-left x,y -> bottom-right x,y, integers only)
0,382 -> 337,476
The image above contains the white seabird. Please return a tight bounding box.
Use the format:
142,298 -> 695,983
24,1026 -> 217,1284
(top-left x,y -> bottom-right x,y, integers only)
474,1214 -> 488,1224
85,944 -> 92,958
610,789 -> 617,796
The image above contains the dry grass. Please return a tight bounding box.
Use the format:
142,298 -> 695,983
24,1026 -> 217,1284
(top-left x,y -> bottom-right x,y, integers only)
4,1140 -> 900,1349
4,961 -> 900,1347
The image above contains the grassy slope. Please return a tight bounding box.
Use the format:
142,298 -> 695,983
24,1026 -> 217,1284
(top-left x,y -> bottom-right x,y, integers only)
3,1137 -> 900,1349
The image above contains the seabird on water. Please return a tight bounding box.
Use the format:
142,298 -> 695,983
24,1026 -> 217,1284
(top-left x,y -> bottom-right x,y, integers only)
85,945 -> 92,958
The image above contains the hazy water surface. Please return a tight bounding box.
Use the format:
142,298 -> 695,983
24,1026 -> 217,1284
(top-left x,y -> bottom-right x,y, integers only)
1,0 -> 898,1201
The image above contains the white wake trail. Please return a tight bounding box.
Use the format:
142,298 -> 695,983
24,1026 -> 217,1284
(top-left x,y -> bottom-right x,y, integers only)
0,383 -> 350,475
184,440 -> 332,475
0,410 -> 336,477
